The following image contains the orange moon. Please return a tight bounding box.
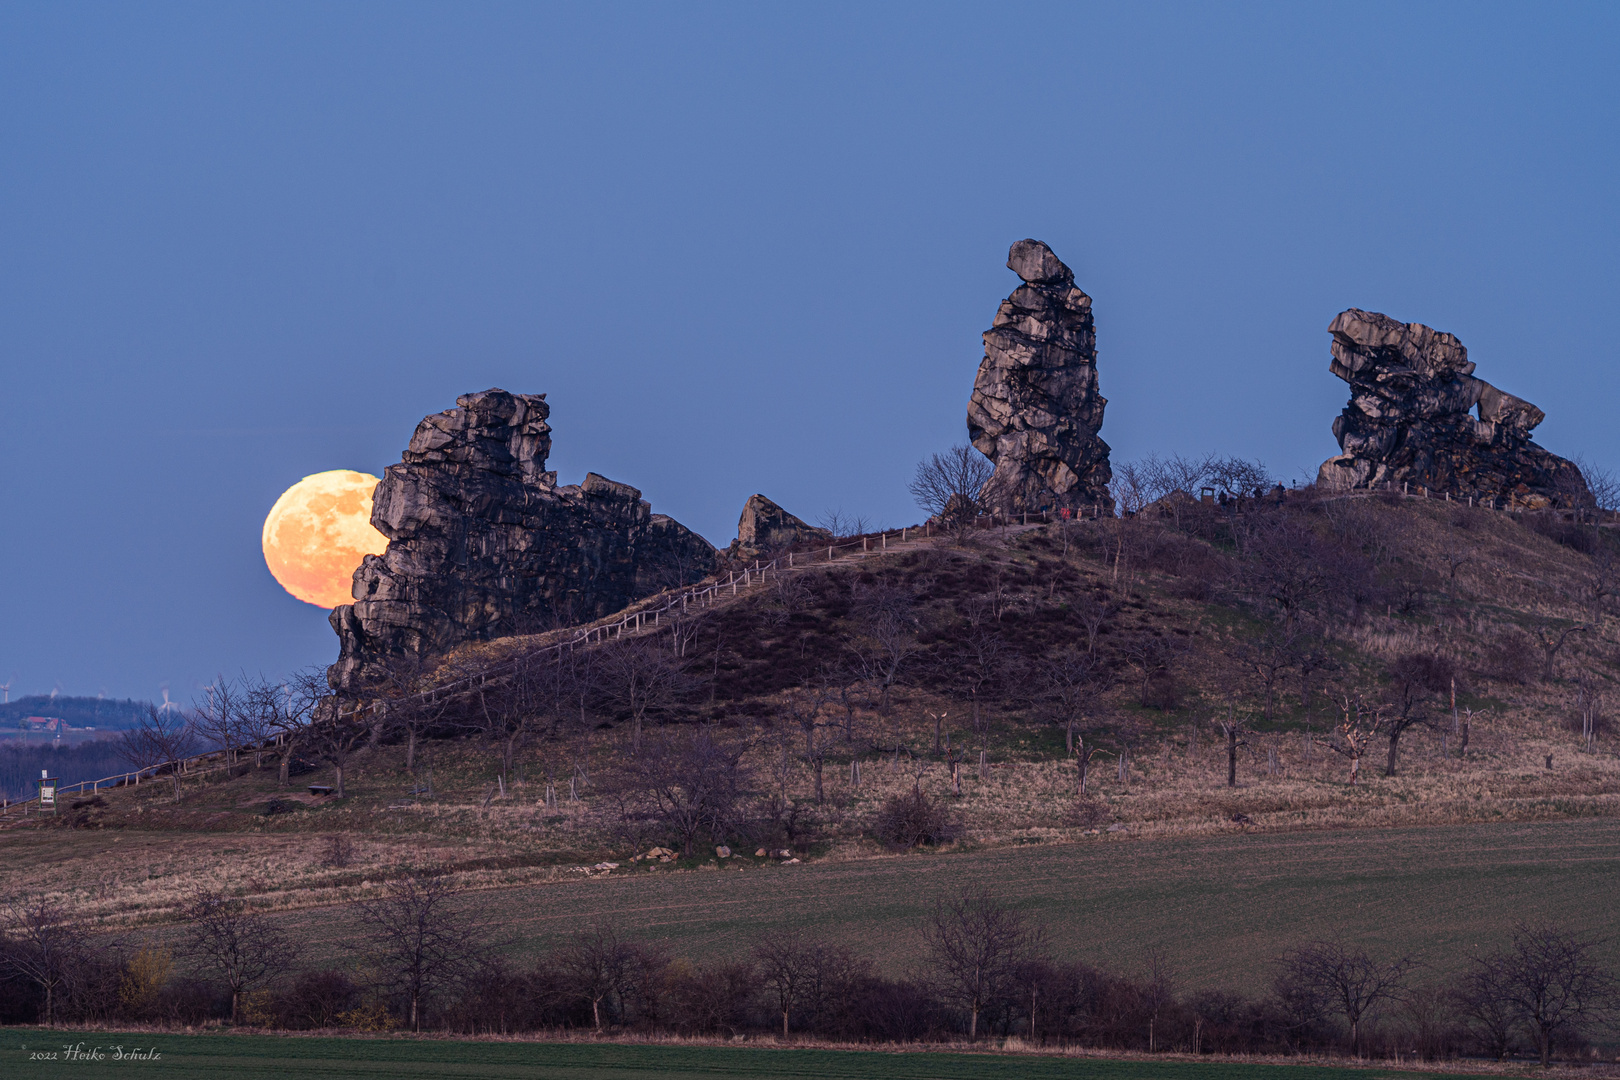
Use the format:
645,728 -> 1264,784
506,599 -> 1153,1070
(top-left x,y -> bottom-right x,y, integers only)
262,471 -> 390,608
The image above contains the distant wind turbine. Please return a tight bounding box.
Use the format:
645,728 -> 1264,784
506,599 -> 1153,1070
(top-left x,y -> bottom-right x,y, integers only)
159,685 -> 178,713
0,680 -> 11,704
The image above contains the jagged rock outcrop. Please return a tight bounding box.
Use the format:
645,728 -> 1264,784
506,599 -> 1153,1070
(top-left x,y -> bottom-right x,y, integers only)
725,494 -> 829,561
967,239 -> 1112,513
328,390 -> 717,691
1317,309 -> 1590,508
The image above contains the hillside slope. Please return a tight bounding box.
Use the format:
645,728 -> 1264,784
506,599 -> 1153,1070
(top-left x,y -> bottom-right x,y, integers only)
9,491 -> 1620,928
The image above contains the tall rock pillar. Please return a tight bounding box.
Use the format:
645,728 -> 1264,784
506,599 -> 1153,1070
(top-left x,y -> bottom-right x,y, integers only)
967,239 -> 1112,514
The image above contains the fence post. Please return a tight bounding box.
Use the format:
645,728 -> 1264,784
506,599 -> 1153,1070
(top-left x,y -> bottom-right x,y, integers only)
788,552 -> 793,568
881,532 -> 886,550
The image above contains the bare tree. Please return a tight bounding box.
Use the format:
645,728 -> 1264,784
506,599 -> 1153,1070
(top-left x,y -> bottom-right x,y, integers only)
922,888 -> 1042,1040
366,654 -> 453,776
1454,957 -> 1521,1061
1214,703 -> 1249,788
846,582 -> 922,714
303,701 -> 376,799
1141,451 -> 1215,530
1382,653 -> 1453,776
120,705 -> 199,803
192,675 -> 248,776
1228,627 -> 1299,723
554,923 -> 663,1031
1038,648 -> 1110,757
179,888 -> 293,1023
1326,693 -> 1385,785
910,445 -> 994,541
816,508 -> 871,540
598,639 -> 690,755
467,648 -> 571,792
627,727 -> 750,854
1574,675 -> 1605,754
778,686 -> 831,804
1532,621 -> 1586,683
946,626 -> 1009,777
1240,516 -> 1345,629
269,667 -> 325,787
350,871 -> 493,1031
754,932 -> 866,1037
1120,633 -> 1178,710
1207,456 -> 1273,501
234,676 -> 286,773
1275,939 -> 1414,1057
0,896 -> 88,1025
114,714 -> 169,790
1483,923 -> 1619,1069
1103,461 -> 1155,591
1571,454 -> 1619,522
1064,590 -> 1115,655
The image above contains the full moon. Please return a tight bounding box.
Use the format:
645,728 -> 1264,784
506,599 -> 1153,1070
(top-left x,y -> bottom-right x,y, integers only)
262,470 -> 390,608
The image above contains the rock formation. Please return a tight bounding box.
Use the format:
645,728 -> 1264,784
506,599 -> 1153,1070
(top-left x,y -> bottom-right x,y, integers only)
328,389 -> 717,691
1317,309 -> 1590,508
967,239 -> 1112,514
725,494 -> 829,561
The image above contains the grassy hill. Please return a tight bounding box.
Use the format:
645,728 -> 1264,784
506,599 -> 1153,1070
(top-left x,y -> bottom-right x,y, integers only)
6,493 -> 1619,938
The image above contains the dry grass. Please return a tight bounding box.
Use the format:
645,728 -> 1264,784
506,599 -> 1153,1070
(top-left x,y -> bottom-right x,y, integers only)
8,497 -> 1620,992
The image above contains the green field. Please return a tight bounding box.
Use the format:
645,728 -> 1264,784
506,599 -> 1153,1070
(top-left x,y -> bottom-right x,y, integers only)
270,818 -> 1620,991
1,1030 -> 1495,1079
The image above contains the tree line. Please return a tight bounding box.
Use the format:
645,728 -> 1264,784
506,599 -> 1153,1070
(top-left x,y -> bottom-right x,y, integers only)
0,882 -> 1613,1067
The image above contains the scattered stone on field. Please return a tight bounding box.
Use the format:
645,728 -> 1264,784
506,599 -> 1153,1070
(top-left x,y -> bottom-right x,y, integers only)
783,858 -> 801,864
1317,308 -> 1590,508
592,862 -> 619,871
328,389 -> 717,690
755,847 -> 768,857
968,239 -> 1112,515
715,845 -> 731,858
1106,823 -> 1127,833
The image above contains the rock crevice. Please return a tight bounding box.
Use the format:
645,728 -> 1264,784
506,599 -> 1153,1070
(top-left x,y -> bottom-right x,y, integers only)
329,390 -> 715,691
967,239 -> 1112,513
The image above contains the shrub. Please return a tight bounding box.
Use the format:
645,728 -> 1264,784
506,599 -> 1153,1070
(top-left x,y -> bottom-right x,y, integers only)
1527,513 -> 1597,554
269,969 -> 361,1029
872,789 -> 956,850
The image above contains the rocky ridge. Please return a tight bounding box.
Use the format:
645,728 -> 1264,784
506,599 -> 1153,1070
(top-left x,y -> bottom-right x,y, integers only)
1317,309 -> 1590,508
725,494 -> 829,562
328,390 -> 716,691
967,239 -> 1112,514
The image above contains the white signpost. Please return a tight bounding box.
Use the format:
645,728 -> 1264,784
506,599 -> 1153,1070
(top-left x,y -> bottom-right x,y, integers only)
37,770 -> 58,814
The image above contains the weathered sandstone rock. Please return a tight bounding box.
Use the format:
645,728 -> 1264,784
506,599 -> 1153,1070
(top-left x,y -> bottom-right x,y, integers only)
328,389 -> 716,691
1317,309 -> 1589,508
725,494 -> 829,561
967,239 -> 1112,513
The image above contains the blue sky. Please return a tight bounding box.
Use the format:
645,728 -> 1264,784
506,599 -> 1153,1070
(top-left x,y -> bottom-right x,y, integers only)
2,2 -> 1616,700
